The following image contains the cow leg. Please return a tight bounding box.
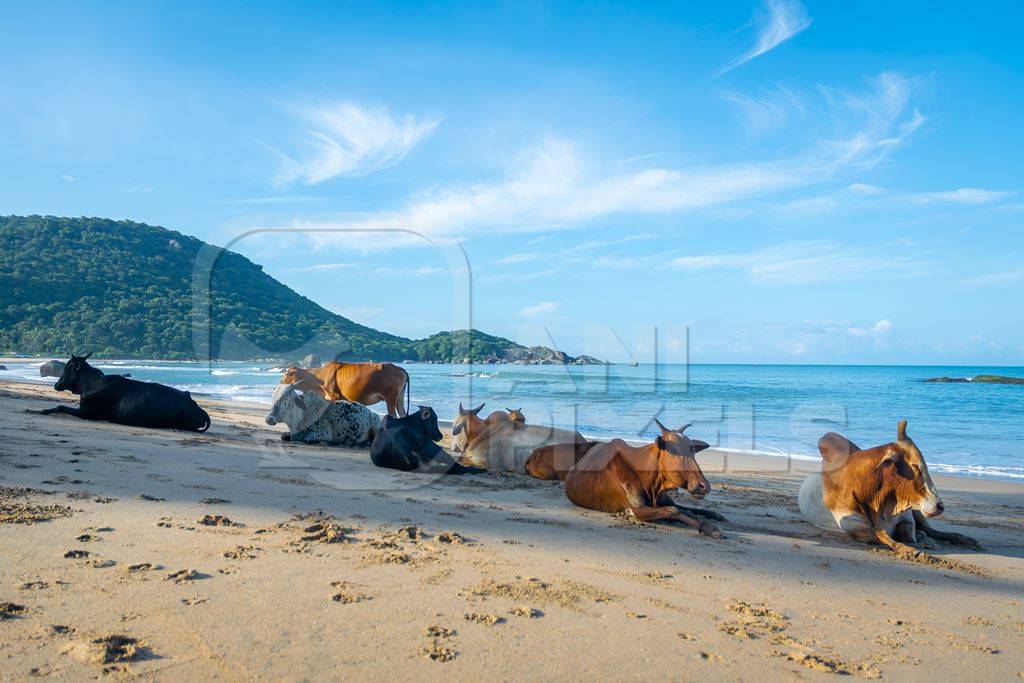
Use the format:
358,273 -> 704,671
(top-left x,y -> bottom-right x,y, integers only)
382,396 -> 399,419
872,527 -> 919,555
655,493 -> 728,522
632,504 -> 723,539
38,405 -> 84,419
894,518 -> 921,545
911,510 -> 982,550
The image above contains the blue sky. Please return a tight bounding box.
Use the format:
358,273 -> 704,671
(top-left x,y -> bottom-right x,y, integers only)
1,1 -> 1022,364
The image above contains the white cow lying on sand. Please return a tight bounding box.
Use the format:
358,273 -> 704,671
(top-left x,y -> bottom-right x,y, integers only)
460,418 -> 586,473
265,384 -> 381,447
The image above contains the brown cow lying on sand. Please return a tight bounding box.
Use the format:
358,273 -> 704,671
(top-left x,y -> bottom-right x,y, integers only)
525,441 -> 602,481
281,362 -> 410,417
451,402 -> 525,452
563,420 -> 725,537
798,420 -> 981,554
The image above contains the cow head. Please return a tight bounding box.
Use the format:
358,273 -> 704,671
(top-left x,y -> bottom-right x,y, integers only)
451,402 -> 486,451
265,384 -> 329,433
416,405 -> 443,442
876,419 -> 943,517
54,353 -> 97,394
654,419 -> 711,498
281,366 -> 300,384
506,407 -> 526,424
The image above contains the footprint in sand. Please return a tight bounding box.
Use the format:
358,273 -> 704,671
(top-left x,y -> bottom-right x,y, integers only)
166,569 -> 201,583
464,612 -> 505,626
0,602 -> 28,620
419,625 -> 458,662
197,514 -> 241,527
64,634 -> 150,670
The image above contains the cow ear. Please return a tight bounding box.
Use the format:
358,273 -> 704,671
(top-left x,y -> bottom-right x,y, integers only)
876,449 -> 907,475
294,394 -> 306,410
655,435 -> 665,451
691,439 -> 711,453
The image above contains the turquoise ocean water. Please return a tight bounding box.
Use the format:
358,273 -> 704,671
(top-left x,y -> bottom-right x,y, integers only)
3,360 -> 1022,481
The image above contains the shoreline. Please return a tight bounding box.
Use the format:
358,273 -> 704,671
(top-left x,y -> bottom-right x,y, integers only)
3,370 -> 1022,484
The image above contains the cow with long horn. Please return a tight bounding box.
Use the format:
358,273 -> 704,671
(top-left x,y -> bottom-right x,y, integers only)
563,419 -> 725,537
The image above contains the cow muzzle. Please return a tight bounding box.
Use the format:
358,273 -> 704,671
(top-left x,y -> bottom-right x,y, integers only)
919,496 -> 944,518
689,480 -> 710,500
265,416 -> 278,426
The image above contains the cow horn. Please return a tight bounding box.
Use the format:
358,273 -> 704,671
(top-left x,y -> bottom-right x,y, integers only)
82,352 -> 93,360
653,418 -> 670,434
677,423 -> 692,434
470,403 -> 485,415
458,402 -> 465,415
896,419 -> 909,442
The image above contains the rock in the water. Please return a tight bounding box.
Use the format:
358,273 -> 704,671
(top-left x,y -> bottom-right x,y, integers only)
39,360 -> 66,378
925,375 -> 1024,385
300,353 -> 320,369
0,365 -> 7,370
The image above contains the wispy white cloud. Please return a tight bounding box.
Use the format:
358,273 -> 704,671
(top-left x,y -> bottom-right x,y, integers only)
847,182 -> 884,195
333,304 -> 383,320
717,0 -> 812,76
372,266 -> 446,277
521,300 -> 561,317
719,83 -> 807,134
847,318 -> 894,337
267,102 -> 439,185
251,73 -> 923,252
497,252 -> 540,264
289,262 -> 355,272
909,188 -> 1014,204
61,174 -> 75,182
819,72 -> 926,171
478,269 -> 558,284
670,241 -> 925,285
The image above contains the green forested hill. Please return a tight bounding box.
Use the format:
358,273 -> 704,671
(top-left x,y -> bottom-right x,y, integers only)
0,215 -> 522,361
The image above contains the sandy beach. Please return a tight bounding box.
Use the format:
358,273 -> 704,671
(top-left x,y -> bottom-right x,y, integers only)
1,380 -> 1022,681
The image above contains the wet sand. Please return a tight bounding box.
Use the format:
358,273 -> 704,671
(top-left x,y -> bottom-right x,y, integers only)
1,380 -> 1022,680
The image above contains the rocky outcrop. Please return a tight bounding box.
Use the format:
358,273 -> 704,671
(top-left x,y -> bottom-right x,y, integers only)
39,360 -> 65,378
485,346 -> 605,365
300,353 -> 320,369
925,375 -> 1024,385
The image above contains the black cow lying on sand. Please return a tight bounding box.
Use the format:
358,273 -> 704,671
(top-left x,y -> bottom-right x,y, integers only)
370,406 -> 483,475
36,353 -> 211,432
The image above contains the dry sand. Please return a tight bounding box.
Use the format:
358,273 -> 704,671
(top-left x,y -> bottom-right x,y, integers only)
1,380 -> 1022,681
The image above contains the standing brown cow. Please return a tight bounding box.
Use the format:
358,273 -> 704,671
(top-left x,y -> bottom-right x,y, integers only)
563,420 -> 725,537
280,362 -> 410,417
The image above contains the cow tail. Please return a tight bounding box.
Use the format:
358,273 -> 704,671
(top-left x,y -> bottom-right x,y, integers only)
403,367 -> 411,415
